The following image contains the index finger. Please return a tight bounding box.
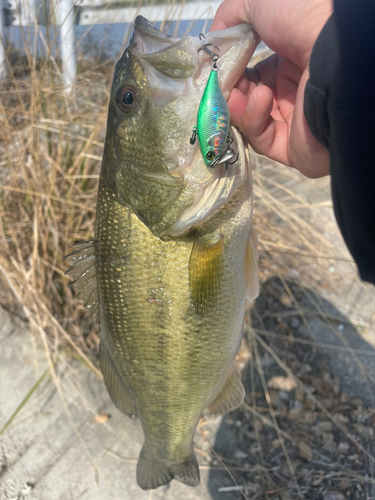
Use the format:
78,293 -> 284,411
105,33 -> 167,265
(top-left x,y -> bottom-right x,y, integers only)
210,0 -> 251,31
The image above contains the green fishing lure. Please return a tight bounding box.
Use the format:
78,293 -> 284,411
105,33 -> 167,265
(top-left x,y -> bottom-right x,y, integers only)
190,40 -> 237,169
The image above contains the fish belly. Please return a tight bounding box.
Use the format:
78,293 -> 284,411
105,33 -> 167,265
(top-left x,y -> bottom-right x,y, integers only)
95,177 -> 252,483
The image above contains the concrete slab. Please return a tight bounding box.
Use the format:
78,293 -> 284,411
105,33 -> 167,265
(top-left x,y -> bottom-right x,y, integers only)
0,308 -> 228,500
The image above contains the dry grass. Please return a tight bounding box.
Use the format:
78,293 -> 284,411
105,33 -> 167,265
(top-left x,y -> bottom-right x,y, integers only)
0,14 -> 374,500
0,32 -> 110,364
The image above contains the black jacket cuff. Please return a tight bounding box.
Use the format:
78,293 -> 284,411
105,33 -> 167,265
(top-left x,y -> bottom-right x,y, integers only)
304,14 -> 338,150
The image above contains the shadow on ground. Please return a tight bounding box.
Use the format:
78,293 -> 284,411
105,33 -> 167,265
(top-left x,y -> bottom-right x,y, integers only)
208,277 -> 375,500
1,278 -> 374,500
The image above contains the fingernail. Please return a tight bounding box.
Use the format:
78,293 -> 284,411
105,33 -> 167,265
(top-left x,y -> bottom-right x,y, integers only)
246,89 -> 258,114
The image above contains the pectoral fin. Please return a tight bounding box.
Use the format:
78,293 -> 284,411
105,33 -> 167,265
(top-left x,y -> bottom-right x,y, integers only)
100,342 -> 138,418
245,227 -> 259,302
65,240 -> 98,319
204,369 -> 245,417
189,234 -> 224,314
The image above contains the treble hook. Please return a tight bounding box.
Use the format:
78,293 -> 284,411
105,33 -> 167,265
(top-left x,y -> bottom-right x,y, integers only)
198,33 -> 220,66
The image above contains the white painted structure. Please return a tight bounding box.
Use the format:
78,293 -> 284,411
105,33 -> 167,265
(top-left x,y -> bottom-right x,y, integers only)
0,0 -> 221,87
0,0 -> 6,78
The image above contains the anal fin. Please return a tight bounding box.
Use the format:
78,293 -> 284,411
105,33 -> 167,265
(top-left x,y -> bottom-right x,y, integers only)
65,240 -> 98,319
204,369 -> 245,417
100,342 -> 138,418
189,234 -> 224,314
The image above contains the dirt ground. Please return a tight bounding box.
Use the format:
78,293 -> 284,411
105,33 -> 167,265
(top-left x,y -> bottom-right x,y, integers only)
1,152 -> 375,500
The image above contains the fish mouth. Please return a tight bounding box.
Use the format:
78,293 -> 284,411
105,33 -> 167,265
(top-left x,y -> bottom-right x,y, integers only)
132,15 -> 177,54
196,25 -> 260,100
131,16 -> 259,101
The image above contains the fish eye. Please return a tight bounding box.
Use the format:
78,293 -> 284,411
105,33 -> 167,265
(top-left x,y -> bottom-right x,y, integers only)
116,86 -> 137,113
206,151 -> 215,161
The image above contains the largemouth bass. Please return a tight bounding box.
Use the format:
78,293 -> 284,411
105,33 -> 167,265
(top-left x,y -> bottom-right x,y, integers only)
67,16 -> 259,490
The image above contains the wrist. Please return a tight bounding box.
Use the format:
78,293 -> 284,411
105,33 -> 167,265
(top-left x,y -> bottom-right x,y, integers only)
298,0 -> 334,69
248,0 -> 333,71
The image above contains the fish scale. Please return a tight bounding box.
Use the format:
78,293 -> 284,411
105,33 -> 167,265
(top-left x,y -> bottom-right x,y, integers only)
66,16 -> 260,490
96,175 -> 250,460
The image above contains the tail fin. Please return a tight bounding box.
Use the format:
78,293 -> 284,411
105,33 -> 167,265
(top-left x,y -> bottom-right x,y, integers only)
170,456 -> 200,487
136,445 -> 200,490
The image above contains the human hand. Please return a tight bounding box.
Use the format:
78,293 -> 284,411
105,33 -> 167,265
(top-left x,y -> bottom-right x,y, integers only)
211,0 -> 332,178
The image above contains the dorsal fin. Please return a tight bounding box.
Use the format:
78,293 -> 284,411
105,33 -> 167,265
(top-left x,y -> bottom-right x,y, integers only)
65,240 -> 98,319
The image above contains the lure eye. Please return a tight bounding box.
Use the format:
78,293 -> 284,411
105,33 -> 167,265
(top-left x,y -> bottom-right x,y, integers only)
116,86 -> 137,113
206,151 -> 215,161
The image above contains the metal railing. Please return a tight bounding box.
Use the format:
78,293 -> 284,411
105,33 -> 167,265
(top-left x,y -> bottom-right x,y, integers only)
1,0 -> 221,88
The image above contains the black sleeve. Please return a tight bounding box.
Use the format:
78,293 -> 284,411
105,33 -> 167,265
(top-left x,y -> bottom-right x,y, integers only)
304,0 -> 375,285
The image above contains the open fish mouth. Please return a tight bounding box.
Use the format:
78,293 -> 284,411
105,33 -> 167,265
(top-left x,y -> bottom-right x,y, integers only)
130,15 -> 260,100
131,15 -> 177,53
107,16 -> 260,238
